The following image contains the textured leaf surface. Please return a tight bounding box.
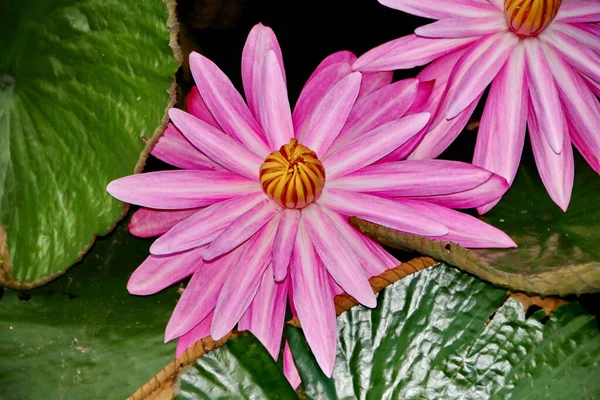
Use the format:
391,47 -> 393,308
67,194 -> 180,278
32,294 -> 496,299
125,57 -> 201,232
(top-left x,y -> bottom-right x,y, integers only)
0,0 -> 178,287
287,264 -> 600,400
0,223 -> 178,399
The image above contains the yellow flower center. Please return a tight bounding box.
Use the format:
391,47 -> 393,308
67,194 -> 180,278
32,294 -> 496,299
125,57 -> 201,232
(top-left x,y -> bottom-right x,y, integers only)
259,139 -> 325,209
504,0 -> 562,37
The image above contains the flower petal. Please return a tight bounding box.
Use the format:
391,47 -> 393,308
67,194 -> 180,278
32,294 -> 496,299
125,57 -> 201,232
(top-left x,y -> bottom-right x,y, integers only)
319,188 -> 448,236
150,192 -> 266,255
242,23 -> 285,120
524,38 -> 566,153
238,266 -> 288,359
169,109 -> 263,180
283,342 -> 301,390
306,51 -> 357,84
378,0 -> 498,19
107,170 -> 259,209
129,207 -> 201,238
358,71 -> 394,99
300,72 -> 362,157
555,1 -> 600,23
395,199 -> 517,248
324,113 -> 431,180
291,219 -> 337,377
189,52 -> 271,156
542,29 -> 600,84
273,209 -> 300,282
415,16 -> 508,39
186,86 -> 220,128
127,246 -> 205,296
549,23 -> 600,54
259,51 -> 294,149
204,199 -> 280,261
176,311 -> 214,358
211,218 -> 279,340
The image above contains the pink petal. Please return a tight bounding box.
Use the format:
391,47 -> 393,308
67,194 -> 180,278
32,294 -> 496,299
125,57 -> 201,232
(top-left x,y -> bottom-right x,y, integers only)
107,170 -> 259,209
324,113 -> 431,180
354,34 -> 476,72
300,72 -> 362,157
204,199 -> 280,261
283,342 -> 302,390
290,219 -> 337,376
242,23 -> 285,120
358,71 -> 394,99
211,218 -> 279,340
549,23 -> 600,54
169,109 -> 263,180
150,192 -> 266,255
238,266 -> 288,359
293,62 -> 354,138
328,160 -> 493,197
378,0 -> 498,19
415,16 -> 508,39
585,74 -> 600,97
528,103 -> 574,211
189,52 -> 271,157
542,29 -> 600,84
555,1 -> 600,23
395,199 -> 517,248
129,207 -> 200,238
259,51 -> 294,149
524,38 -> 566,153
306,51 -> 357,84
326,78 -> 420,157
319,188 -> 448,237
302,205 -> 376,307
406,79 -> 436,114
446,32 -> 518,119
272,209 -> 300,282
151,124 -> 223,171
186,87 -> 220,128
164,244 -> 245,342
176,312 -> 214,358
127,246 -> 205,296
487,0 -> 504,11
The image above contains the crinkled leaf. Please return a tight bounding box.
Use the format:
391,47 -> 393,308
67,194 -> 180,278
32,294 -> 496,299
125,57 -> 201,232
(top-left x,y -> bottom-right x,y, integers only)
0,0 -> 178,288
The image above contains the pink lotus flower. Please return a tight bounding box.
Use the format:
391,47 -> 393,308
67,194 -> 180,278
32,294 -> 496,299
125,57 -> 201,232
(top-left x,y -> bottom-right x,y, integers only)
355,0 -> 600,213
107,23 -> 515,381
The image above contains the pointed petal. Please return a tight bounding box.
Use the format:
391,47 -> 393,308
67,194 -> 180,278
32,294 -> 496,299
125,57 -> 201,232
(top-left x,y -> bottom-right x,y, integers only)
238,266 -> 288,359
415,16 -> 507,39
291,219 -> 337,376
378,0 -> 498,19
283,342 -> 302,390
396,199 -> 517,248
186,86 -> 220,128
542,29 -> 600,83
555,1 -> 600,23
300,72 -> 362,157
406,79 -> 436,114
151,124 -> 223,171
204,199 -> 280,261
242,23 -> 285,119
164,244 -> 244,342
319,188 -> 448,236
324,113 -> 431,180
328,160 -> 493,197
127,247 -> 205,296
446,32 -> 518,118
358,71 -> 394,99
354,34 -> 476,72
189,52 -> 271,156
150,192 -> 266,255
107,170 -> 259,209
302,205 -> 376,307
524,38 -> 566,153
169,108 -> 263,180
306,51 -> 357,84
211,218 -> 279,340
129,207 -> 200,238
273,209 -> 300,282
176,312 -> 214,358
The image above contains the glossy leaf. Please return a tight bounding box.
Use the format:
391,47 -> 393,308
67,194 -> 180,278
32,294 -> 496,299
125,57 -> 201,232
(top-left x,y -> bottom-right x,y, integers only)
0,0 -> 179,288
287,264 -> 600,399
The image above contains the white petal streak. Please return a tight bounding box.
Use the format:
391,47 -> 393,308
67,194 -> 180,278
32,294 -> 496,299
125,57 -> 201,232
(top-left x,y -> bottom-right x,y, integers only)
542,29 -> 600,83
415,17 -> 508,39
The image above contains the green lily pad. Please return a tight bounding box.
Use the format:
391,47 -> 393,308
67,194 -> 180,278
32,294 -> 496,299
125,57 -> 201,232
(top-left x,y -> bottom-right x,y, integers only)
287,263 -> 600,399
0,0 -> 179,288
0,222 -> 179,399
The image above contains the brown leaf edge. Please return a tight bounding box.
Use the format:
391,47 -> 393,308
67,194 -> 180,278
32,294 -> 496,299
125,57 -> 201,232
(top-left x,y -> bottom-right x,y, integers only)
349,217 -> 600,297
0,0 -> 182,290
127,256 -> 438,400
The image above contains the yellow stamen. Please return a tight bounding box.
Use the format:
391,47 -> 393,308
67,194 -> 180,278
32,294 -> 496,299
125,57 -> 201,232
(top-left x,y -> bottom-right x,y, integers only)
259,139 -> 325,209
504,0 -> 562,37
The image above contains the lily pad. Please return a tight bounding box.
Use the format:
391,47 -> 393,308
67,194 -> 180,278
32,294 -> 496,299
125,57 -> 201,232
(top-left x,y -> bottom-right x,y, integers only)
0,0 -> 179,288
286,264 -> 600,399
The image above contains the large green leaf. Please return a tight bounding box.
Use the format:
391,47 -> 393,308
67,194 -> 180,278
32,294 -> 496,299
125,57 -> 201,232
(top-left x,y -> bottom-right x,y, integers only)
0,222 -> 179,399
287,264 -> 600,399
0,0 -> 179,288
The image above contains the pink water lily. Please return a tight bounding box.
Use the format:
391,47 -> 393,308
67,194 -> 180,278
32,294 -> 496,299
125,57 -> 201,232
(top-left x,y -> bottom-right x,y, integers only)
355,0 -> 600,213
107,23 -> 515,382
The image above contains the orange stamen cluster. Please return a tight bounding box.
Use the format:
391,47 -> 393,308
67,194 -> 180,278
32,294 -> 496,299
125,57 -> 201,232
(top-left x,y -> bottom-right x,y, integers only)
504,0 -> 562,37
259,139 -> 325,209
